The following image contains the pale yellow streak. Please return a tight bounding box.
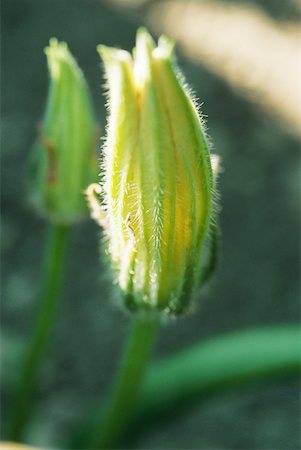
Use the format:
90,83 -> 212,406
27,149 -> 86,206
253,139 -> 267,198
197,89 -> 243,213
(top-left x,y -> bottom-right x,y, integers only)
0,444 -> 40,450
147,0 -> 301,137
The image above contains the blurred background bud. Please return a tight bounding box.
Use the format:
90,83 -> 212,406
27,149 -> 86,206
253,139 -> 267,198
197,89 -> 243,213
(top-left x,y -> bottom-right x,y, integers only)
29,38 -> 99,225
92,28 -> 214,315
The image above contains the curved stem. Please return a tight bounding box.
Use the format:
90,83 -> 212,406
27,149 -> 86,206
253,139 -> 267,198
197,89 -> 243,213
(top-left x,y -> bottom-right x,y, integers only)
70,325 -> 300,449
93,314 -> 159,449
10,224 -> 69,441
128,325 -> 301,439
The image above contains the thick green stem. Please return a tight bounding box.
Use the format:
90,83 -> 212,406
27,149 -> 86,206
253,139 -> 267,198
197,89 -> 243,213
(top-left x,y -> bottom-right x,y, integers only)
70,325 -> 300,449
129,325 -> 301,438
93,314 -> 159,449
10,224 -> 69,441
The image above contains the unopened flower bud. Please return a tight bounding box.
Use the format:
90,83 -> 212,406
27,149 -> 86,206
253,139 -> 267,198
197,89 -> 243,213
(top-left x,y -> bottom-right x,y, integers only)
30,38 -> 99,224
91,28 -> 215,314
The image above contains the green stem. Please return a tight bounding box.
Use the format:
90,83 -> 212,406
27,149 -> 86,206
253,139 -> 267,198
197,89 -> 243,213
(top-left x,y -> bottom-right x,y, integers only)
10,224 -> 69,441
129,325 -> 301,439
93,314 -> 159,449
70,325 -> 300,449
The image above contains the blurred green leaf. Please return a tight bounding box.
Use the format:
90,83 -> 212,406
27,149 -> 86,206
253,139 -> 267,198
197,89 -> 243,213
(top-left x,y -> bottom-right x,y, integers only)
71,325 -> 301,448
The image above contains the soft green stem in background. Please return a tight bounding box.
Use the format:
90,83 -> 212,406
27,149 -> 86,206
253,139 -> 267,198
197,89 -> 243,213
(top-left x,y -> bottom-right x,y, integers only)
71,325 -> 300,449
128,325 -> 301,440
92,314 -> 159,449
10,224 -> 69,441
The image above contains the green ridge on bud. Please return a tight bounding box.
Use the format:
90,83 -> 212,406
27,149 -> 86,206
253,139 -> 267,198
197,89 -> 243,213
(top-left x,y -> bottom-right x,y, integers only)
30,38 -> 99,224
91,28 -> 216,315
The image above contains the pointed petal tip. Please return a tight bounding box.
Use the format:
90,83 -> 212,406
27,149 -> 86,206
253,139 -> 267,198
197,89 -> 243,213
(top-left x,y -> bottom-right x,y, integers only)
136,26 -> 152,40
44,38 -> 70,62
97,44 -> 131,64
154,35 -> 175,60
136,26 -> 155,51
159,35 -> 175,54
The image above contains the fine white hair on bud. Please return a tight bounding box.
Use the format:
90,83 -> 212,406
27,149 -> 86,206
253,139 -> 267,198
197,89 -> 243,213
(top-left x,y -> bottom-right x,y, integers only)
92,28 -> 217,315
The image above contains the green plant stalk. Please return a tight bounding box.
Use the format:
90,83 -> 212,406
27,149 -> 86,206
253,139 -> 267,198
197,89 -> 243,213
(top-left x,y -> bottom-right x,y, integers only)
130,325 -> 301,436
93,314 -> 159,449
70,325 -> 300,449
10,224 -> 69,441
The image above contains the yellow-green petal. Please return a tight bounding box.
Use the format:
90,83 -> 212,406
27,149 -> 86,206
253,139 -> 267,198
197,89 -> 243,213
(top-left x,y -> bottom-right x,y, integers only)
94,28 -> 215,315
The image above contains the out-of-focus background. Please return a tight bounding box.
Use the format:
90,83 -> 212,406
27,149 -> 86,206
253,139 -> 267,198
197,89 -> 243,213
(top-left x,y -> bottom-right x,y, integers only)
1,0 -> 300,448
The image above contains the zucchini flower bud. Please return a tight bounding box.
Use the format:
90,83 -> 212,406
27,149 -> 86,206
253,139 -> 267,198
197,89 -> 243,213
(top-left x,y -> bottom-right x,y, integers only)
30,38 -> 99,224
91,28 -> 215,315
